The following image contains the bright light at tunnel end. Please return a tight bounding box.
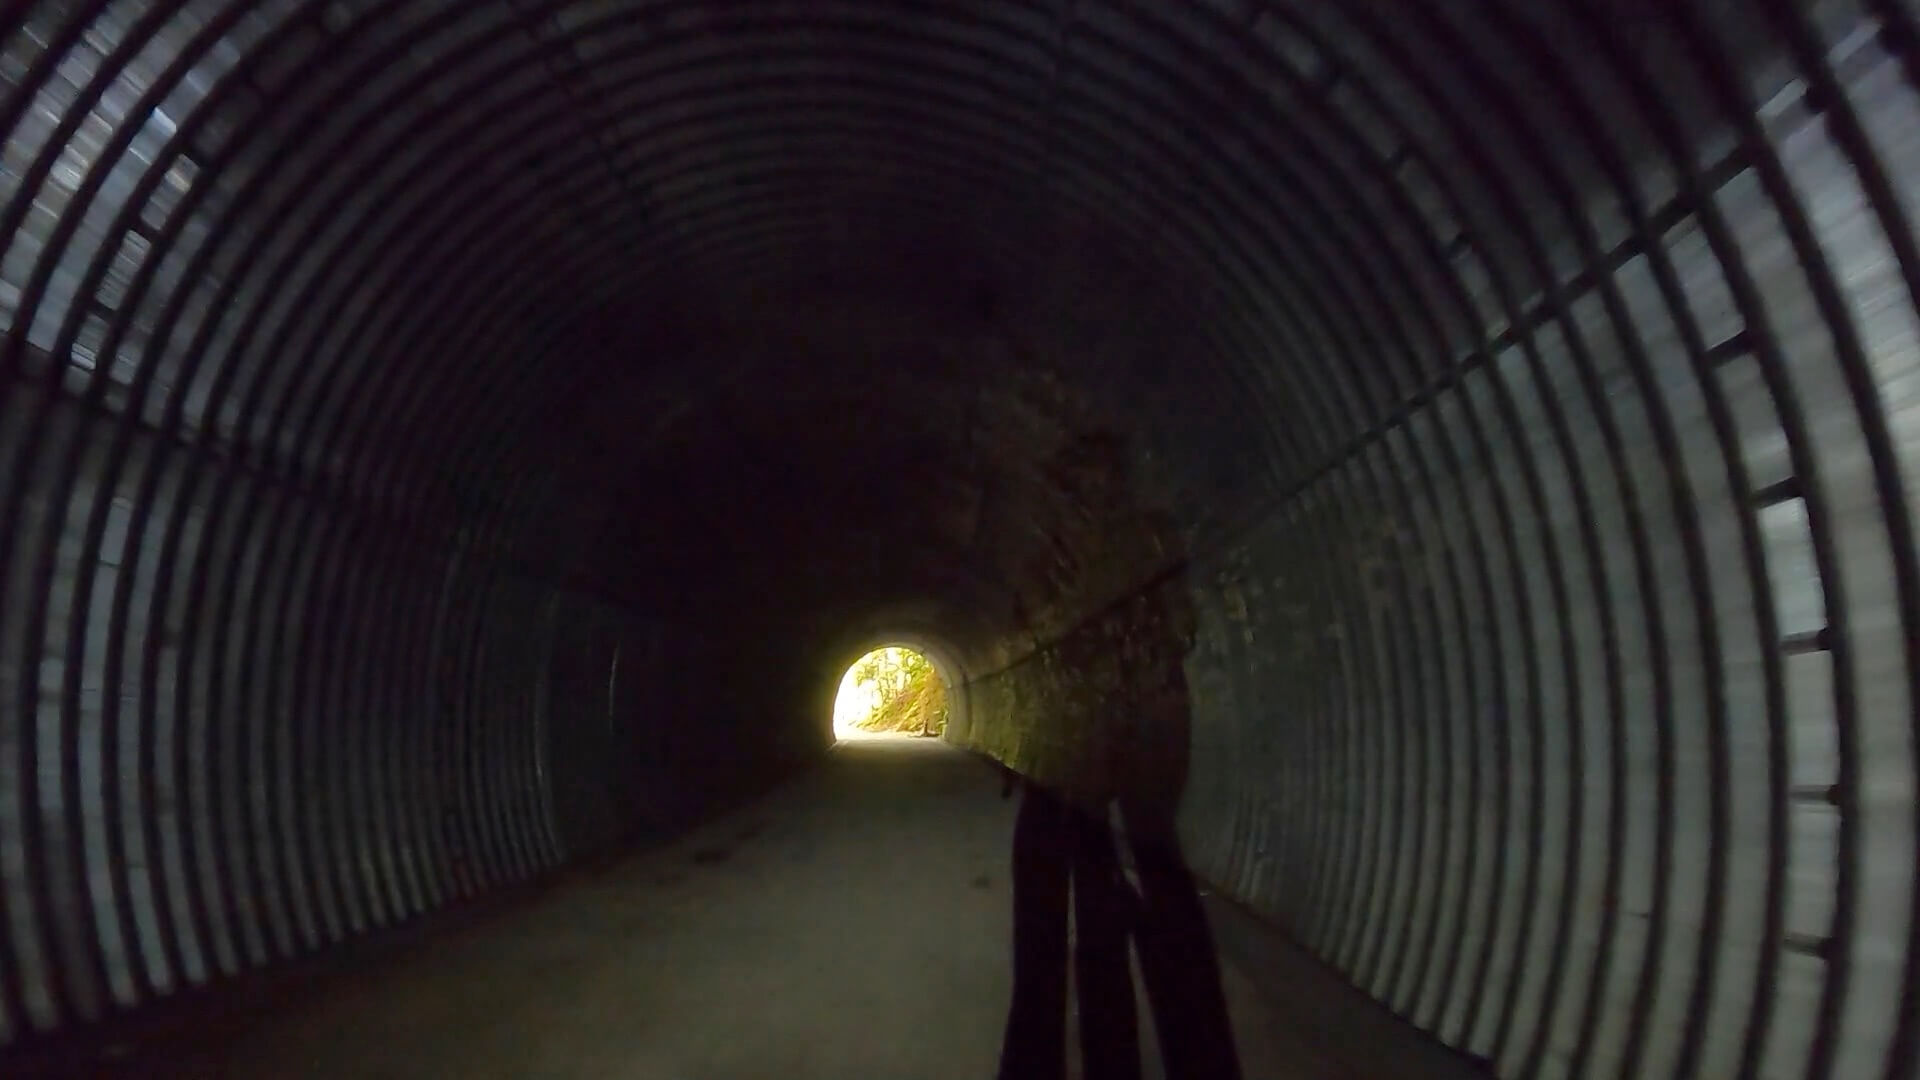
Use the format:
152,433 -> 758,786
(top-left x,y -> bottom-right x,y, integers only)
833,664 -> 883,738
832,645 -> 946,740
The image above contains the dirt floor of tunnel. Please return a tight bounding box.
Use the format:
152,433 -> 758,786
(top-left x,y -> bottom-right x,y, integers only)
131,739 -> 1422,1079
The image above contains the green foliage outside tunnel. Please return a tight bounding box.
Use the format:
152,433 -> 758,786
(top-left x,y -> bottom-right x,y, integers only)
834,647 -> 949,736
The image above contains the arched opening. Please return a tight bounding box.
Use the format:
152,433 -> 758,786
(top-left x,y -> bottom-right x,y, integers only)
832,645 -> 950,741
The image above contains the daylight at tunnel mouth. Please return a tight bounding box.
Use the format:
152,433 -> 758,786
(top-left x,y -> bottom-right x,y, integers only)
832,645 -> 951,740
2,0 -> 1920,1077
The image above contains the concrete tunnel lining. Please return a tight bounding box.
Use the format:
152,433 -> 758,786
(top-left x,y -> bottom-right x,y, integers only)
1,1 -> 1919,1077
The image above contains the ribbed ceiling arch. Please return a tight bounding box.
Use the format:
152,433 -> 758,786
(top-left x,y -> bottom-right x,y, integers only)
3,2 -> 1919,1078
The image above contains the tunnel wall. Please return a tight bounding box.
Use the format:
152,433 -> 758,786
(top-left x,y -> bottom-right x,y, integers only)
0,375 -> 763,1045
941,3 -> 1920,1078
3,2 -> 1920,1078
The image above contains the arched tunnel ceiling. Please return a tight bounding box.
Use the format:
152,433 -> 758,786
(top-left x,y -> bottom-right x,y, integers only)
4,1 -> 1920,1077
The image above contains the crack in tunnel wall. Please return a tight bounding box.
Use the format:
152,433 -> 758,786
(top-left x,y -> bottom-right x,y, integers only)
3,1 -> 1920,1077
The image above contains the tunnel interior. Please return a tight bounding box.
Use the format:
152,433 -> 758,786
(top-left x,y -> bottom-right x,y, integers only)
2,0 -> 1919,1076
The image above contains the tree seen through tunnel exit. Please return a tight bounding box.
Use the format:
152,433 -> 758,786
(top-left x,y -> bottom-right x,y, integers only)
833,646 -> 948,738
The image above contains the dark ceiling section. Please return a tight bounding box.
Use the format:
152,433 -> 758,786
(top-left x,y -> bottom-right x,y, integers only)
3,1 -> 1920,1077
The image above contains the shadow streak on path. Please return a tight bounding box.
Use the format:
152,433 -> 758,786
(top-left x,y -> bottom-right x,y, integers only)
202,739 -> 1354,1078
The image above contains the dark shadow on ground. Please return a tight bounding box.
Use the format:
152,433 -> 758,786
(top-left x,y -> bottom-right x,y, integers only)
995,431 -> 1239,1080
997,781 -> 1244,1080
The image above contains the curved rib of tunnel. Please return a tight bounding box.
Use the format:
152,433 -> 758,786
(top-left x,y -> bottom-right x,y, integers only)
2,1 -> 1919,1075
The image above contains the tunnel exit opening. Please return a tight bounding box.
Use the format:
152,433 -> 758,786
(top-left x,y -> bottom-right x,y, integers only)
832,646 -> 950,741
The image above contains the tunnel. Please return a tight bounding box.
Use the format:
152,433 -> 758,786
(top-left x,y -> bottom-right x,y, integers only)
2,0 -> 1919,1076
